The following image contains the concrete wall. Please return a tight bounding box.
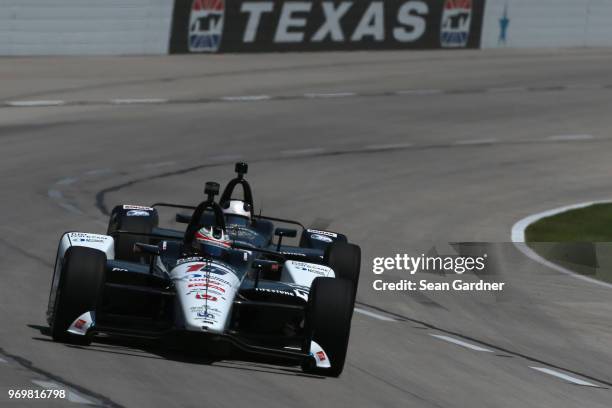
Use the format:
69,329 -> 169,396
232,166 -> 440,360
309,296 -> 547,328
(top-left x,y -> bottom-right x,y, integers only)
3,0 -> 612,55
0,0 -> 173,55
482,0 -> 612,48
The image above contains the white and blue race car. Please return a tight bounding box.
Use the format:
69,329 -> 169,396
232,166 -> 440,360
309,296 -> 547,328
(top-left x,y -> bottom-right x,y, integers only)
47,163 -> 361,377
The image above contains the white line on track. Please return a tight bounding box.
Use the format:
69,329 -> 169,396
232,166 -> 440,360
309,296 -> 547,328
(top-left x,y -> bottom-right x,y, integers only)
57,202 -> 83,215
396,89 -> 442,95
48,189 -> 83,215
280,147 -> 327,156
48,189 -> 63,200
31,380 -> 96,404
528,367 -> 601,387
56,177 -> 78,186
304,92 -> 356,98
142,161 -> 176,169
354,308 -> 397,322
6,100 -> 65,107
511,200 -> 612,289
221,95 -> 271,102
111,98 -> 168,104
545,134 -> 594,141
429,334 -> 494,352
454,138 -> 499,145
84,168 -> 113,176
364,142 -> 414,150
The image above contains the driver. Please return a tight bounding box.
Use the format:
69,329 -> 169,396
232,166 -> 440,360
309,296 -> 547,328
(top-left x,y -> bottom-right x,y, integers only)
192,225 -> 252,277
193,225 -> 232,261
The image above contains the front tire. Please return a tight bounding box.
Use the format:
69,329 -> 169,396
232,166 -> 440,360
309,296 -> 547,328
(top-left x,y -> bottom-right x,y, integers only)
324,242 -> 361,300
302,277 -> 354,377
50,247 -> 106,345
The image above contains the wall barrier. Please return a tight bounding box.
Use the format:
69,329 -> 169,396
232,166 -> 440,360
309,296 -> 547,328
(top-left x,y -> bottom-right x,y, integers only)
0,0 -> 173,55
1,1 -> 611,55
481,0 -> 612,48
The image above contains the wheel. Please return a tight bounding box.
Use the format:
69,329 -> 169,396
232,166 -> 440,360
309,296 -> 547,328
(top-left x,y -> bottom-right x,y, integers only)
302,277 -> 354,377
107,205 -> 158,263
50,247 -> 106,345
324,242 -> 361,300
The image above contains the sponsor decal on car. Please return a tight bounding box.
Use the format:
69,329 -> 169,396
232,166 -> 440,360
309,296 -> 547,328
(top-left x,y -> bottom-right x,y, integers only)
68,232 -> 109,244
188,283 -> 226,292
74,319 -> 87,330
126,210 -> 150,217
186,262 -> 235,276
122,205 -> 154,211
197,311 -> 216,319
440,0 -> 472,48
311,233 -> 333,243
291,261 -> 329,276
187,274 -> 232,286
315,351 -> 326,362
255,287 -> 295,296
111,267 -> 128,272
307,229 -> 338,238
195,293 -> 218,301
189,0 -> 225,52
176,257 -> 209,266
280,251 -> 307,257
190,305 -> 222,314
189,288 -> 225,297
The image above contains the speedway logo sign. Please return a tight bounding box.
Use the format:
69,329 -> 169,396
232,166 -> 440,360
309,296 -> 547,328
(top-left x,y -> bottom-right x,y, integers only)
170,0 -> 485,53
188,0 -> 225,52
440,0 -> 472,47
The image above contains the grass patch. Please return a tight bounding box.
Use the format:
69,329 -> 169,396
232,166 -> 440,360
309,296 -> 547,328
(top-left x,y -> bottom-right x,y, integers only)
525,203 -> 612,284
525,203 -> 612,242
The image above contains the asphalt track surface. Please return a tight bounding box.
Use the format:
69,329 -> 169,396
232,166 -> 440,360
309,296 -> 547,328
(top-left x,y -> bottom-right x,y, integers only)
1,49 -> 612,407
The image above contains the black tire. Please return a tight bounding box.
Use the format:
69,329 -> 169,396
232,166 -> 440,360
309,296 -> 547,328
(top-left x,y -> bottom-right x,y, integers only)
107,207 -> 157,263
302,277 -> 354,377
50,247 -> 106,345
324,242 -> 361,300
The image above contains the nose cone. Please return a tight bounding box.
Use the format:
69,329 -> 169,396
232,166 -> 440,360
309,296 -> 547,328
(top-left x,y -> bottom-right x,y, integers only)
171,260 -> 241,334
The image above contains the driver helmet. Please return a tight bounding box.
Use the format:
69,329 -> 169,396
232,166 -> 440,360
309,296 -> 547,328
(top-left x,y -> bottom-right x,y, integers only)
222,199 -> 251,226
194,226 -> 231,259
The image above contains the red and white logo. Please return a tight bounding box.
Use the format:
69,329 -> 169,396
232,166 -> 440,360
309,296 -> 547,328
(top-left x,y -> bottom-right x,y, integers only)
315,351 -> 326,361
195,293 -> 218,301
188,283 -> 225,292
74,319 -> 87,330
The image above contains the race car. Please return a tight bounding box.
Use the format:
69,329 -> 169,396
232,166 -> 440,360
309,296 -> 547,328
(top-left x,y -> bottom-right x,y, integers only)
47,166 -> 361,377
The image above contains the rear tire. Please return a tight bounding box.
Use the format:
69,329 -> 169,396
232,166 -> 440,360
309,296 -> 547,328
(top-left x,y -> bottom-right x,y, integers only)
302,277 -> 354,377
324,242 -> 361,300
50,247 -> 106,345
107,206 -> 157,263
